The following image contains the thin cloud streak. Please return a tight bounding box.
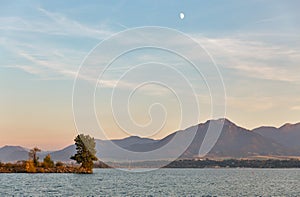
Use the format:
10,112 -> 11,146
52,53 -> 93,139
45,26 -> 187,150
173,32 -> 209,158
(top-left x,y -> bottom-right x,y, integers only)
4,65 -> 42,75
0,8 -> 113,39
37,7 -> 113,39
196,36 -> 300,82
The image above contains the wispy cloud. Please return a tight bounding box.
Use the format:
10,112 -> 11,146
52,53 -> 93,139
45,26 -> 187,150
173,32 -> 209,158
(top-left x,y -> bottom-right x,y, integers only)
227,63 -> 300,82
18,51 -> 71,73
0,8 -> 113,39
2,8 -> 300,89
227,96 -> 275,112
4,65 -> 42,75
254,15 -> 291,24
196,36 -> 300,82
37,7 -> 113,39
14,48 -> 143,91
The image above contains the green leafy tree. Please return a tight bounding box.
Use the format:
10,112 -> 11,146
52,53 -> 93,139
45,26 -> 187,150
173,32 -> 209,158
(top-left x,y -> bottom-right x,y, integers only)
70,134 -> 98,172
29,147 -> 41,166
43,154 -> 54,168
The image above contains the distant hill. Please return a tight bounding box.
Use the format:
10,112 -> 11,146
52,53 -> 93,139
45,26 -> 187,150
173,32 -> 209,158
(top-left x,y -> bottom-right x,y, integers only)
253,122 -> 300,150
1,119 -> 299,163
47,145 -> 76,162
0,146 -> 28,162
188,119 -> 295,158
112,119 -> 295,159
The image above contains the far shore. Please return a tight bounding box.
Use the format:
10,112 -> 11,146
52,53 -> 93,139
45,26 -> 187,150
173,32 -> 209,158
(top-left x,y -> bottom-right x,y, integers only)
2,158 -> 300,173
105,158 -> 300,169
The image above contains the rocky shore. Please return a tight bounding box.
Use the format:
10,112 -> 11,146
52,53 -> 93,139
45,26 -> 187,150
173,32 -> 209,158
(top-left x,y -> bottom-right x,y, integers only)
0,162 -> 92,174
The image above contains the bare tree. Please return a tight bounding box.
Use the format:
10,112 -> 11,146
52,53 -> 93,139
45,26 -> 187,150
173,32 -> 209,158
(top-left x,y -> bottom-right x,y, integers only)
29,147 -> 41,166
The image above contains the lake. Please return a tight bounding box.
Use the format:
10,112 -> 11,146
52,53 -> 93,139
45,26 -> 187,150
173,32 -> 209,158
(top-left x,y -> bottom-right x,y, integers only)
1,168 -> 299,196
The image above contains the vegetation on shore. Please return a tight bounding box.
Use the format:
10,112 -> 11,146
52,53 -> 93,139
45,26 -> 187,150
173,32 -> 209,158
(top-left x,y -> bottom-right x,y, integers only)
0,134 -> 100,174
70,134 -> 98,173
0,160 -> 82,173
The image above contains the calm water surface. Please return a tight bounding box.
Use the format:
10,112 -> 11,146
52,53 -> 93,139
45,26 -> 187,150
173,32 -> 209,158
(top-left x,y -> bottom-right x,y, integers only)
1,168 -> 299,196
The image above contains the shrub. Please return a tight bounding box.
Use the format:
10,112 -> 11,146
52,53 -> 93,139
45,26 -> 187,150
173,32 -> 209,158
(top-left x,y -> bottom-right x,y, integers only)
43,154 -> 54,168
25,161 -> 36,173
55,161 -> 64,167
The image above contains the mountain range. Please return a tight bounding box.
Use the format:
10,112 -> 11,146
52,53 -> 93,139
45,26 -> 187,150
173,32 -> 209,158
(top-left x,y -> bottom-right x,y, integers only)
1,119 -> 299,163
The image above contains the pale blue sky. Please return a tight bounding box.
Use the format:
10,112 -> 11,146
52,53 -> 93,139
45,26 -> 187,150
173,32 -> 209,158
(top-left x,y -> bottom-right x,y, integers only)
1,1 -> 300,149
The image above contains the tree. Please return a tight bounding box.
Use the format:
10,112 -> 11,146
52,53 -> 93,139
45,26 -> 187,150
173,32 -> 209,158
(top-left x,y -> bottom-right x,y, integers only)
29,147 -> 41,166
43,154 -> 54,168
70,134 -> 98,172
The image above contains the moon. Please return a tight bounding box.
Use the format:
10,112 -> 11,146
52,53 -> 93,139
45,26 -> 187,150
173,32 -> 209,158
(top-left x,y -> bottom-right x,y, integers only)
179,12 -> 185,20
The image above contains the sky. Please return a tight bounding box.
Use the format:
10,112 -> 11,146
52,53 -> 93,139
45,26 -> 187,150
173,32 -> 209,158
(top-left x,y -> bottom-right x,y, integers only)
1,0 -> 300,150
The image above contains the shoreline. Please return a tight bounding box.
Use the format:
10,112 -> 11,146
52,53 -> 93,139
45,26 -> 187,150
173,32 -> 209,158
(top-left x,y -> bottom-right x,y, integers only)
2,167 -> 300,173
105,158 -> 300,169
0,163 -> 93,174
2,159 -> 300,173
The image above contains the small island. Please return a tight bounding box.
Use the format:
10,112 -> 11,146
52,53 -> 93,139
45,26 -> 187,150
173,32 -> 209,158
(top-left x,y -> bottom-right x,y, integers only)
0,134 -> 104,174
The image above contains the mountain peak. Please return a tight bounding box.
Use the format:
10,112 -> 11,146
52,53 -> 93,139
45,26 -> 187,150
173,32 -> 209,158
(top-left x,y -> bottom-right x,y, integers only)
204,118 -> 236,127
0,145 -> 27,151
217,118 -> 235,124
279,122 -> 300,130
125,136 -> 142,139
